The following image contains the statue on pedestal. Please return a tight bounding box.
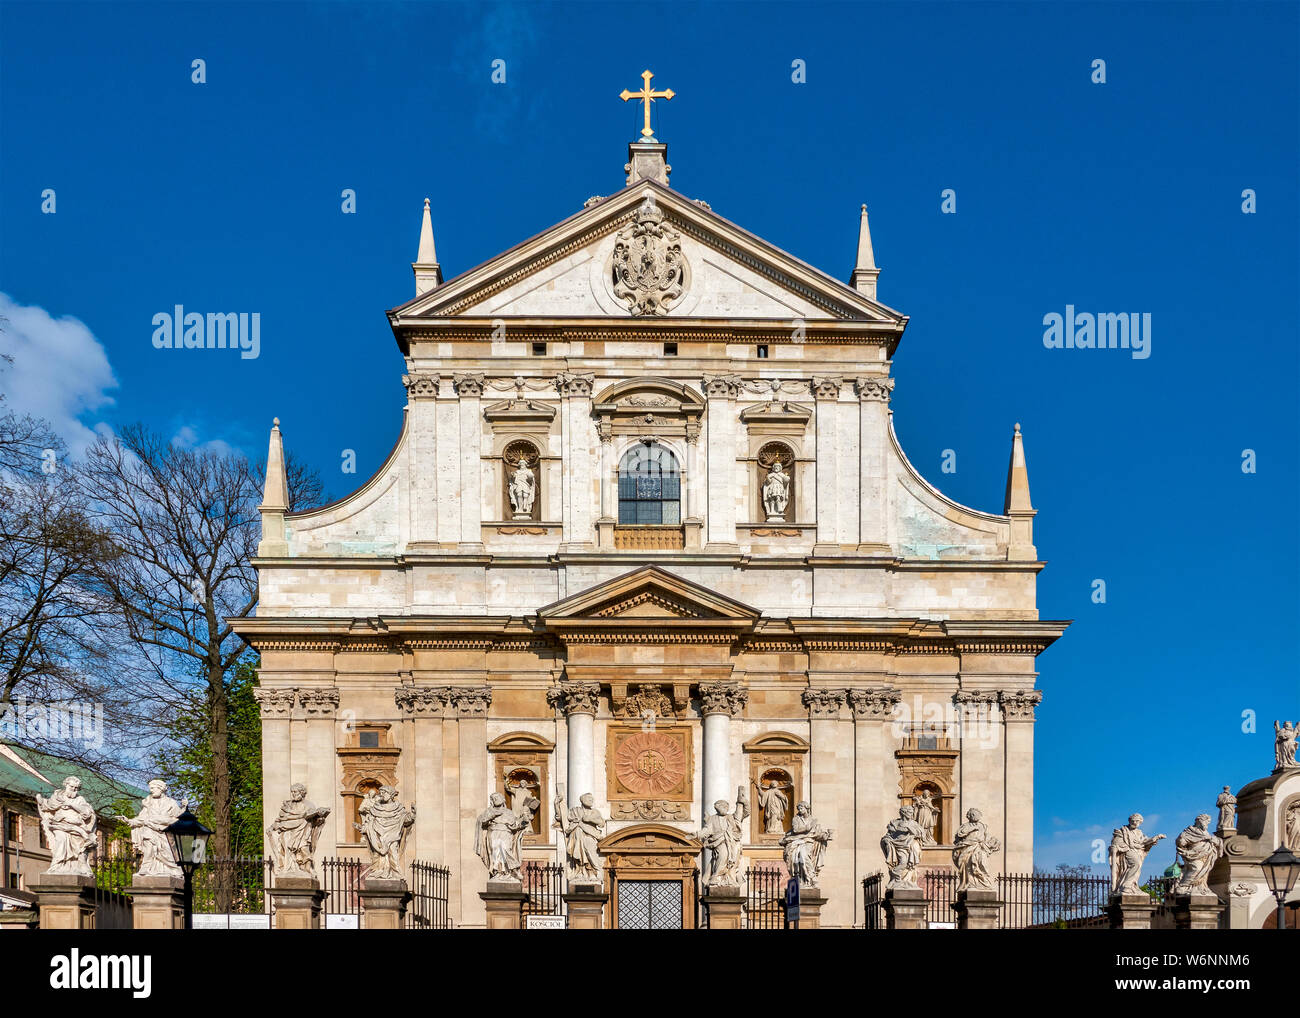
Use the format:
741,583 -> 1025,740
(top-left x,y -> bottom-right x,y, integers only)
952,808 -> 1001,892
554,789 -> 606,884
476,791 -> 537,882
117,779 -> 185,878
1172,814 -> 1224,896
699,786 -> 749,887
779,802 -> 831,886
1108,813 -> 1165,895
266,783 -> 330,879
1215,786 -> 1237,833
508,457 -> 536,519
881,806 -> 925,889
355,786 -> 416,880
761,459 -> 791,521
1275,720 -> 1298,770
35,776 -> 97,878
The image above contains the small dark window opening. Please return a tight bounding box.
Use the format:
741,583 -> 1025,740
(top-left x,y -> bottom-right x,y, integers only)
756,344 -> 769,359
531,342 -> 547,356
663,342 -> 678,356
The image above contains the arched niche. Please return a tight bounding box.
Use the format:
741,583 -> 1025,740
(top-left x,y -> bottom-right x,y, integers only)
488,731 -> 555,845
743,731 -> 809,844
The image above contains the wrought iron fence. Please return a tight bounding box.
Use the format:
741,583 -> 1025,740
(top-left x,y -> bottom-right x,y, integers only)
923,869 -> 958,926
745,865 -> 786,929
862,872 -> 883,930
192,856 -> 273,915
859,869 -> 1113,929
321,856 -> 363,919
407,860 -> 451,929
522,861 -> 565,923
90,852 -> 133,929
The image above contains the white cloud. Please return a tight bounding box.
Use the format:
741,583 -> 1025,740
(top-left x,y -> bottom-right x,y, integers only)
170,424 -> 238,459
0,293 -> 117,455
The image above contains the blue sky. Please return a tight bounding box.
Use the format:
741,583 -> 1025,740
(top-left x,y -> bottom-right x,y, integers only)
1,1 -> 1296,874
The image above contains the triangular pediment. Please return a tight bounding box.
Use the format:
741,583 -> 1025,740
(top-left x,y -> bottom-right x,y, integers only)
389,180 -> 905,329
537,566 -> 760,623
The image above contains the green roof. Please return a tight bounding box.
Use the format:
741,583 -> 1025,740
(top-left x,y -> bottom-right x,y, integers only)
0,742 -> 145,814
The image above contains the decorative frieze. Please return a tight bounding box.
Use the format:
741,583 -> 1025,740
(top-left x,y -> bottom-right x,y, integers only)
610,800 -> 691,822
547,680 -> 602,717
998,689 -> 1043,720
297,688 -> 340,715
402,373 -> 438,398
854,377 -> 894,403
452,372 -> 485,397
848,686 -> 902,720
253,687 -> 297,718
802,687 -> 847,719
698,682 -> 748,717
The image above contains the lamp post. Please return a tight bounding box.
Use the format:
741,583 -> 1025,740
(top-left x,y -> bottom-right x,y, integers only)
1260,845 -> 1300,931
165,808 -> 213,930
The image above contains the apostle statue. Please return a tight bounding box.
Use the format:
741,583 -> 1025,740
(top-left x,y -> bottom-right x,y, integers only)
555,790 -> 606,885
1275,720 -> 1299,770
699,786 -> 749,887
35,776 -> 97,877
881,806 -> 925,889
762,459 -> 791,521
476,791 -> 537,882
116,779 -> 185,879
508,457 -> 536,518
266,783 -> 331,879
779,801 -> 832,887
354,786 -> 416,880
951,808 -> 1001,893
504,771 -> 540,817
1172,813 -> 1224,896
913,789 -> 939,845
1108,813 -> 1165,895
753,774 -> 793,835
1286,801 -> 1300,853
1215,786 -> 1237,833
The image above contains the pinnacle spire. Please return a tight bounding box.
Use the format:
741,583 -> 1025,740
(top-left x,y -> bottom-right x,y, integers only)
1003,422 -> 1033,513
851,203 -> 880,299
260,417 -> 289,512
413,198 -> 441,296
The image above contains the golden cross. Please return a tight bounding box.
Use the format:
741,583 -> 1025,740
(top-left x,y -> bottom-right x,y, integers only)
620,69 -> 675,139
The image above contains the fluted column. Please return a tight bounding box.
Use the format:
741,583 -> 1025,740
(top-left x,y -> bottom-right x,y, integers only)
855,376 -> 894,552
702,374 -> 741,550
297,687 -> 341,854
811,377 -> 843,556
548,681 -> 601,801
453,373 -> 485,551
698,682 -> 747,810
848,686 -> 901,926
557,373 -> 596,551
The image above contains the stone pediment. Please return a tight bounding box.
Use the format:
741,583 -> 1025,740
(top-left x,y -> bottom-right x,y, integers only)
482,397 -> 556,424
389,180 -> 906,329
537,566 -> 760,625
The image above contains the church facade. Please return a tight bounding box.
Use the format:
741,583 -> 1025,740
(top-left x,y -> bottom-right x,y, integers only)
235,117 -> 1067,929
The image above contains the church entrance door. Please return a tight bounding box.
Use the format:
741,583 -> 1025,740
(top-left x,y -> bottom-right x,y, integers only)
597,822 -> 702,930
617,880 -> 683,929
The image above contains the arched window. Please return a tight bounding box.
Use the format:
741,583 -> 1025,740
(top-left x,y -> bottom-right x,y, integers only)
618,443 -> 680,525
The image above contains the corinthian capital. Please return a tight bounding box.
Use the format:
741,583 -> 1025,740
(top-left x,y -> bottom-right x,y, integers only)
998,688 -> 1043,720
701,374 -> 742,399
546,680 -> 601,716
697,682 -> 748,717
953,690 -> 1000,716
446,685 -> 492,717
452,372 -> 486,397
847,685 -> 901,720
402,373 -> 439,398
253,686 -> 297,718
297,687 -> 340,715
811,377 -> 843,400
555,372 -> 595,397
395,686 -> 449,716
854,377 -> 894,403
802,687 -> 847,718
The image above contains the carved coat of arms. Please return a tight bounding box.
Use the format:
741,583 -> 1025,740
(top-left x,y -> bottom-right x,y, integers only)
609,198 -> 688,315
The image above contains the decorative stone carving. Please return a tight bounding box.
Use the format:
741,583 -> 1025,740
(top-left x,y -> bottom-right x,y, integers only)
610,800 -> 690,821
353,786 -> 415,880
753,774 -> 793,835
761,457 -> 792,522
810,376 -> 842,400
1274,719 -> 1299,770
617,684 -> 676,721
402,373 -> 438,398
35,777 -> 97,877
452,372 -> 485,397
298,687 -> 340,715
506,454 -> 536,519
498,526 -> 546,536
848,686 -> 901,719
698,682 -> 748,717
446,686 -> 492,717
1172,813 -> 1224,896
1287,800 -> 1300,852
701,373 -> 742,399
1108,813 -> 1166,895
253,686 -> 296,718
555,371 -> 595,397
881,806 -> 925,889
608,197 -> 688,315
395,686 -> 448,715
802,687 -> 846,719
699,786 -> 749,887
1216,786 -> 1237,833
953,690 -> 1000,712
117,779 -> 185,878
854,376 -> 895,403
780,801 -> 832,886
952,808 -> 1001,892
999,689 -> 1043,720
475,792 -> 537,882
1230,882 -> 1255,897
555,791 -> 606,884
914,788 -> 938,845
547,680 -> 601,716
751,528 -> 799,538
613,731 -> 688,797
266,783 -> 331,879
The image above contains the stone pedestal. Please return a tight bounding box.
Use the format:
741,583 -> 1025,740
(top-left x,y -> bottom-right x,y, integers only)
1171,893 -> 1223,931
790,887 -> 826,929
32,873 -> 97,930
952,888 -> 1002,930
270,875 -> 326,930
700,884 -> 745,930
360,877 -> 412,930
563,884 -> 608,929
130,875 -> 185,930
1108,892 -> 1156,930
882,887 -> 927,929
480,880 -> 528,930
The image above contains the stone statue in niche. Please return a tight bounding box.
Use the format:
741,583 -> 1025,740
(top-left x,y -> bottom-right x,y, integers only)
504,770 -> 541,819
117,779 -> 185,879
881,806 -> 925,889
1172,813 -> 1224,896
913,789 -> 938,844
780,802 -> 832,886
35,776 -> 97,877
699,786 -> 750,887
476,791 -> 538,882
266,783 -> 331,879
508,456 -> 536,519
354,786 -> 416,880
1216,786 -> 1237,833
1108,813 -> 1165,895
753,773 -> 793,835
554,788 -> 606,885
761,459 -> 791,522
951,808 -> 1000,892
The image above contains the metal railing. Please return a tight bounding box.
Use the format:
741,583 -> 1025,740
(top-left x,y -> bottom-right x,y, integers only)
321,856 -> 363,919
407,860 -> 451,929
860,869 -> 1113,929
192,856 -> 273,916
745,865 -> 786,929
522,861 -> 565,923
90,852 -> 133,929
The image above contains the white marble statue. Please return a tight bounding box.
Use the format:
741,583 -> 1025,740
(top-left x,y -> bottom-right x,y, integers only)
354,786 -> 416,880
914,789 -> 938,845
476,791 -> 537,882
1216,786 -> 1237,832
699,786 -> 750,887
881,806 -> 925,889
1275,720 -> 1299,770
117,779 -> 185,878
779,801 -> 832,887
753,775 -> 792,835
508,457 -> 536,518
1108,813 -> 1166,895
1172,813 -> 1224,896
555,791 -> 606,884
504,772 -> 540,816
952,808 -> 1001,892
761,459 -> 791,521
35,776 -> 97,877
1285,801 -> 1300,854
266,783 -> 331,879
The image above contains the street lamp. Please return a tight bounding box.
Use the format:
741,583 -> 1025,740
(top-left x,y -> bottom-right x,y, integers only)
1260,845 -> 1300,931
165,808 -> 213,930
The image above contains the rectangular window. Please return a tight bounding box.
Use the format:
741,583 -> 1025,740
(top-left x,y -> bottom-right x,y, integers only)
756,344 -> 769,359
531,342 -> 547,356
5,814 -> 19,844
663,342 -> 677,356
